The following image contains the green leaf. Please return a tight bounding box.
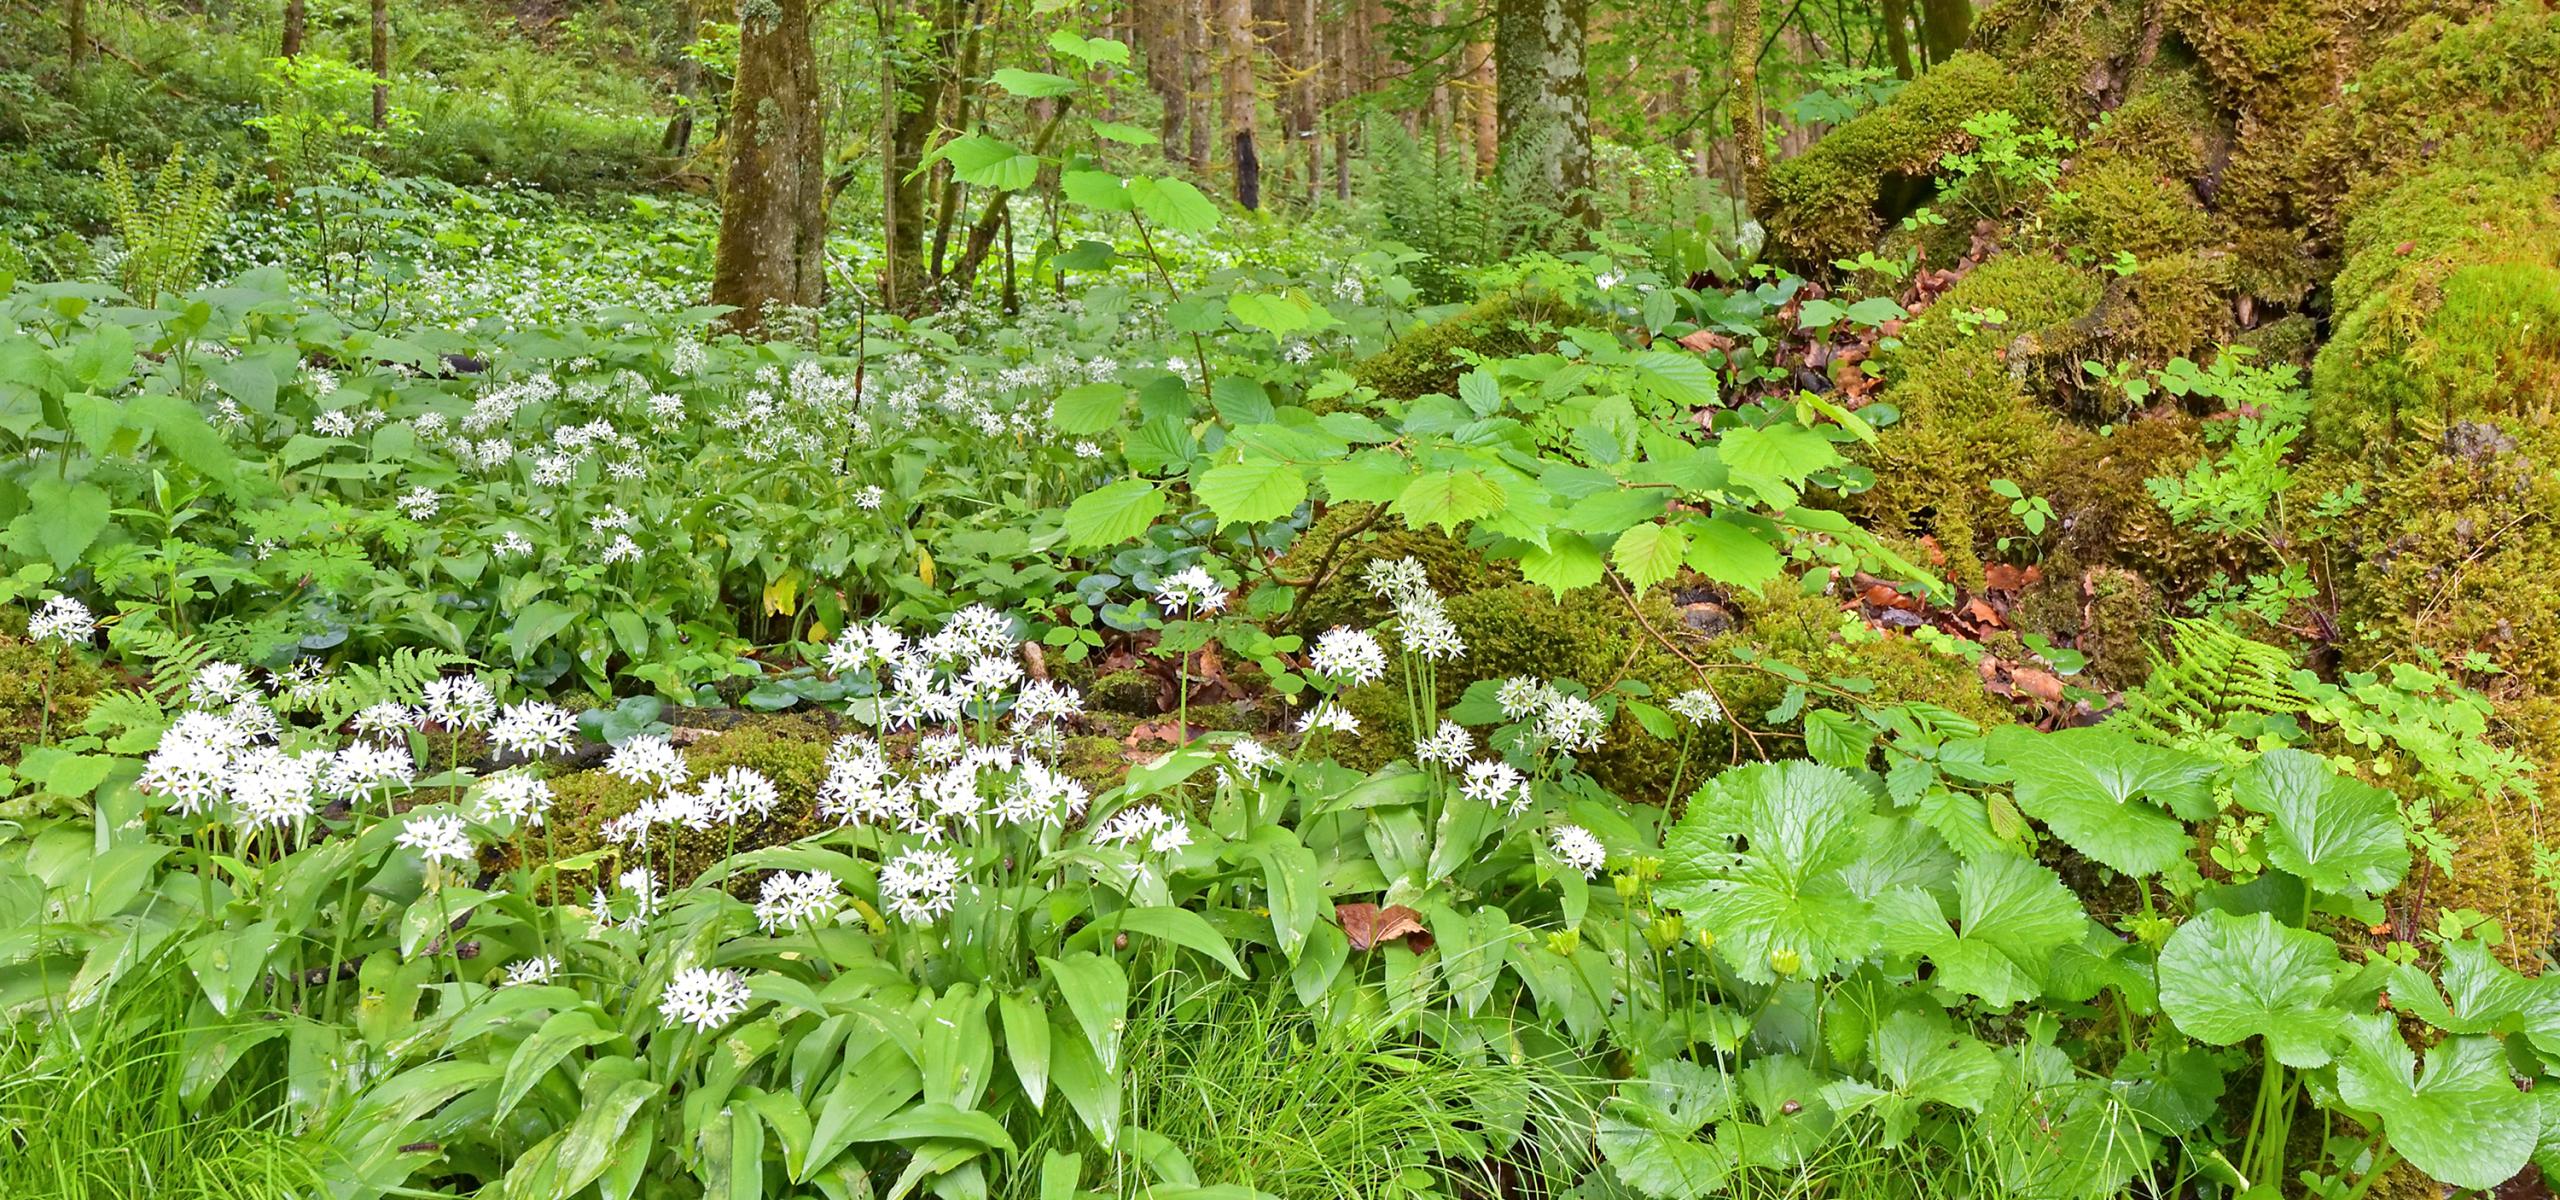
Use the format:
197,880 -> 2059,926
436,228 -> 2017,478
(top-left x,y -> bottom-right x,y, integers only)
991,68 -> 1079,97
1682,516 -> 1785,589
1596,1061 -> 1733,1199
1195,458 -> 1307,528
997,990 -> 1051,1107
2157,909 -> 2348,1068
1562,488 -> 1668,534
1390,468 -> 1504,532
28,479 -> 110,570
1042,952 -> 1128,1075
937,134 -> 1040,190
1064,479 -> 1166,548
1716,424 -> 1841,505
1988,726 -> 2214,877
1875,853 -> 2083,1007
2388,936 -> 2560,1053
1061,171 -> 1134,213
1871,1007 -> 1999,1111
2334,1013 -> 2535,1190
507,601 -> 578,663
1660,761 -> 1877,985
1226,291 -> 1311,337
130,393 -> 238,485
1612,522 -> 1687,592
1319,450 -> 1412,504
1128,176 -> 1220,233
1627,351 -> 1720,408
552,1075 -> 661,1197
1048,384 -> 1126,437
2232,748 -> 2409,896
1111,906 -> 1248,977
1086,119 -> 1158,145
1518,533 -> 1605,595
497,1010 -> 618,1121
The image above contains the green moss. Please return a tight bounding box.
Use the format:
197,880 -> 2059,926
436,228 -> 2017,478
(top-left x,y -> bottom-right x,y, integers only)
2032,415 -> 2226,585
2309,5 -> 2560,224
1762,52 -> 2026,269
1351,289 -> 1573,402
1708,583 -> 2012,732
2310,159 -> 2560,452
1271,503 -> 1520,640
2008,559 -> 2166,690
1852,254 -> 2102,539
2045,154 -> 2215,263
2074,251 -> 2236,367
544,723 -> 837,894
0,632 -> 110,766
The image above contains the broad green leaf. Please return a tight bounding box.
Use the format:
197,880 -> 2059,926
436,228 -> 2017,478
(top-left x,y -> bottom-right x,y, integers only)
1128,176 -> 1219,233
1875,853 -> 2083,1007
1518,532 -> 1605,595
1061,171 -> 1134,213
2156,909 -> 2348,1068
1627,351 -> 1720,408
1988,726 -> 2214,877
1042,952 -> 1128,1074
497,1010 -> 617,1121
28,479 -> 109,569
1596,1061 -> 1734,1199
1683,516 -> 1784,589
1319,451 -> 1412,503
1111,906 -> 1247,977
1195,458 -> 1307,528
507,601 -> 578,664
2334,1013 -> 2535,1190
2232,748 -> 2409,896
1660,761 -> 1877,984
1562,488 -> 1669,534
937,134 -> 1040,190
990,68 -> 1079,97
1063,479 -> 1165,547
2388,936 -> 2560,1053
1612,521 -> 1687,592
1717,423 -> 1841,504
1226,291 -> 1311,337
997,990 -> 1051,1107
1390,468 -> 1503,532
1871,1007 -> 1999,1112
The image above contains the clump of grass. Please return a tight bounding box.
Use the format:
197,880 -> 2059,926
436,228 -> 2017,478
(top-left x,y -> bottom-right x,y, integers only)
0,960 -> 323,1200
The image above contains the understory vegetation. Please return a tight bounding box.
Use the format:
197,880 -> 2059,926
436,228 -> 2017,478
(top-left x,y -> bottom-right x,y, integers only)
4,0 -> 2560,1198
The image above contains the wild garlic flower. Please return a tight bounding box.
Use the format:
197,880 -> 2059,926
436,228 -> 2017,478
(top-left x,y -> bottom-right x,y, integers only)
493,531 -> 535,559
599,534 -> 643,565
396,813 -> 474,866
472,771 -> 554,827
1011,678 -> 1084,727
230,747 -> 323,829
1311,627 -> 1388,686
1495,676 -> 1549,720
658,966 -> 751,1032
616,867 -> 661,928
879,848 -> 962,923
753,871 -> 843,933
351,702 -> 418,742
1226,737 -> 1278,779
697,766 -> 779,823
1154,565 -> 1229,616
189,662 -> 259,708
325,742 -> 416,797
1551,824 -> 1607,878
397,487 -> 441,520
1414,723 -> 1476,768
605,735 -> 688,791
854,485 -> 885,510
995,761 -> 1087,827
1669,689 -> 1724,726
490,701 -> 578,759
1396,602 -> 1467,661
1094,804 -> 1192,855
27,595 -> 94,645
1462,760 -> 1533,815
140,733 -> 231,816
312,409 -> 358,438
1362,557 -> 1434,607
423,676 -> 498,729
502,956 -> 560,987
1536,694 -> 1609,754
1297,702 -> 1361,735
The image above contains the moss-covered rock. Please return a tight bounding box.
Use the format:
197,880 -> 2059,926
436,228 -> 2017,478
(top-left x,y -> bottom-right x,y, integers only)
0,631 -> 110,766
1271,503 -> 1520,640
1852,254 -> 2103,539
2009,561 -> 2167,690
1761,52 -> 2027,269
2032,412 -> 2228,587
1351,289 -> 1574,401
544,720 -> 838,893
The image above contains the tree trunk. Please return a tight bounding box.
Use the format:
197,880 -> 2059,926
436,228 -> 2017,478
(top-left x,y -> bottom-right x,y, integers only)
1918,0 -> 1969,65
884,0 -> 961,311
1184,0 -> 1213,167
1734,0 -> 1765,214
66,0 -> 86,67
930,0 -> 989,281
1880,0 -> 1915,79
710,0 -> 827,332
282,0 -> 305,57
1221,0 -> 1257,208
1492,0 -> 1593,243
1466,34 -> 1497,178
370,0 -> 389,130
662,0 -> 701,154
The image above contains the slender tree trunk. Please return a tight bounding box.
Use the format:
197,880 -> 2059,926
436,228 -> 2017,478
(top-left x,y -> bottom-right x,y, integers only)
1918,0 -> 1969,65
1734,0 -> 1765,214
884,0 -> 961,311
1222,0 -> 1257,208
1880,0 -> 1915,78
1184,0 -> 1213,166
66,0 -> 86,67
282,0 -> 305,57
930,0 -> 990,280
710,0 -> 827,332
663,0 -> 702,153
1293,0 -> 1318,205
369,0 -> 389,129
1141,0 -> 1186,155
1466,32 -> 1497,178
1492,0 -> 1593,244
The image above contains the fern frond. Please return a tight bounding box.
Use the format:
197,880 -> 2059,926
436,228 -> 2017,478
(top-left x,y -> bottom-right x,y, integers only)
2118,617 -> 2309,743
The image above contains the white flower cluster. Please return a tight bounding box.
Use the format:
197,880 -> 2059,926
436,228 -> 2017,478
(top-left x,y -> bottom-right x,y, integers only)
1550,824 -> 1608,878
878,847 -> 963,923
470,771 -> 556,828
490,700 -> 579,759
1153,565 -> 1229,617
1092,803 -> 1193,856
1669,689 -> 1725,726
1364,557 -> 1464,662
659,966 -> 752,1032
818,734 -> 1090,839
138,682 -> 421,833
753,870 -> 844,933
1494,676 -> 1609,754
27,595 -> 94,645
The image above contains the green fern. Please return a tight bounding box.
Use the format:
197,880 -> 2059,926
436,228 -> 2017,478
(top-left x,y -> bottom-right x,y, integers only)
2117,617 -> 2310,742
104,623 -> 220,703
99,147 -> 231,305
303,648 -> 475,729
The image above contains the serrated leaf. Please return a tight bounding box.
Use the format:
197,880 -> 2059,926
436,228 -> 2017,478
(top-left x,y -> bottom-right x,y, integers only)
1063,479 -> 1165,547
2157,909 -> 2348,1068
2233,748 -> 2409,896
1683,516 -> 1784,589
1660,761 -> 1877,985
1195,458 -> 1306,528
2334,1013 -> 2535,1190
1129,176 -> 1219,233
1390,468 -> 1503,532
1988,726 -> 2214,877
991,68 -> 1079,97
1612,522 -> 1687,592
1051,383 -> 1126,435
1875,853 -> 2083,1007
1519,532 -> 1605,595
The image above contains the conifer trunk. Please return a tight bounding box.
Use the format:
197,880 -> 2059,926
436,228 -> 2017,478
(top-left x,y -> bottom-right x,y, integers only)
282,0 -> 305,57
1221,0 -> 1258,208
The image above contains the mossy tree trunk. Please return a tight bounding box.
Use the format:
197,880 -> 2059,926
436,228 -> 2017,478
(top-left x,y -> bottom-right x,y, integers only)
1880,0 -> 1914,79
662,0 -> 701,154
1917,0 -> 1969,66
710,0 -> 827,333
1733,0 -> 1765,214
881,0 -> 960,311
1492,0 -> 1593,245
66,0 -> 86,66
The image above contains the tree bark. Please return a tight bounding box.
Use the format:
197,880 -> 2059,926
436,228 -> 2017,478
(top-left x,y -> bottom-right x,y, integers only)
66,0 -> 86,67
1918,0 -> 1969,66
1880,0 -> 1915,79
1734,0 -> 1765,214
883,0 -> 961,311
710,0 -> 828,332
662,0 -> 702,154
370,0 -> 389,129
1221,0 -> 1257,208
1466,33 -> 1497,178
282,0 -> 305,57
1492,0 -> 1593,244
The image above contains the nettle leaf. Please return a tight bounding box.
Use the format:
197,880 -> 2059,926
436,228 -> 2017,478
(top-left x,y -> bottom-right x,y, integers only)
2157,909 -> 2348,1068
1063,479 -> 1166,548
2232,748 -> 2409,896
1596,1061 -> 1735,1199
1660,761 -> 1877,985
1716,423 -> 1841,505
1194,458 -> 1306,528
990,68 -> 1079,97
1875,852 -> 2084,1008
1612,521 -> 1686,592
1987,726 -> 2214,877
2334,1013 -> 2536,1190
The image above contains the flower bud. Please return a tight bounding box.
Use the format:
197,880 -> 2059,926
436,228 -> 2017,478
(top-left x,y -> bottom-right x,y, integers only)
1768,946 -> 1802,977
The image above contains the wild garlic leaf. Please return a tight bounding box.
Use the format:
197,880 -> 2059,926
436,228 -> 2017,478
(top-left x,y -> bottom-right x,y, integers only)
1988,726 -> 2215,877
1659,761 -> 1877,984
2232,747 -> 2410,896
1874,852 -> 2083,1007
2156,909 -> 2348,1067
2333,1013 -> 2537,1190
